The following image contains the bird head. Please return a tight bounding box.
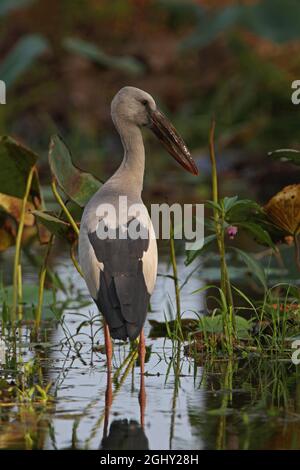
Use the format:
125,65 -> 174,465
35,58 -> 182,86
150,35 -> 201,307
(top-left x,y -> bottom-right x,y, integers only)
111,86 -> 198,176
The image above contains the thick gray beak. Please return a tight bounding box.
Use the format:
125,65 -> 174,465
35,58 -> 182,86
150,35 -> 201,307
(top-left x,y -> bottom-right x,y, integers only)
149,109 -> 198,176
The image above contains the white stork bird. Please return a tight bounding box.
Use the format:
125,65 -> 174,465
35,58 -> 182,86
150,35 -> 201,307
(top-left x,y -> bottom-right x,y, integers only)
78,86 -> 198,372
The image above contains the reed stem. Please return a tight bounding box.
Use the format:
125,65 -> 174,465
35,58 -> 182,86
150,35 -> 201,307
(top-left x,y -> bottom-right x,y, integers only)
209,120 -> 235,349
169,221 -> 181,323
35,235 -> 54,328
51,179 -> 79,236
12,166 -> 35,321
70,241 -> 84,277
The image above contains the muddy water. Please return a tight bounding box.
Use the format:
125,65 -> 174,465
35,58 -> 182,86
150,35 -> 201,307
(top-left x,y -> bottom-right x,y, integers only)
0,256 -> 300,450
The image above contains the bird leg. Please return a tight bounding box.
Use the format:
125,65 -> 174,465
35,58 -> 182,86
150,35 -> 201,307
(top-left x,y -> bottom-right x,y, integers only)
103,320 -> 113,372
138,329 -> 146,428
103,361 -> 113,439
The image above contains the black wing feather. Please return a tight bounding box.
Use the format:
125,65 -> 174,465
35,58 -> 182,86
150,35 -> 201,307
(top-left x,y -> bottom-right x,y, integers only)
88,224 -> 150,340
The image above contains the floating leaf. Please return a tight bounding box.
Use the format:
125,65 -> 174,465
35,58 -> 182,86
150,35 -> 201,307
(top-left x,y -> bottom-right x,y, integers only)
64,37 -> 145,75
198,314 -> 251,338
0,284 -> 53,308
264,185 -> 300,235
0,35 -> 49,88
0,284 -> 62,321
49,135 -> 102,208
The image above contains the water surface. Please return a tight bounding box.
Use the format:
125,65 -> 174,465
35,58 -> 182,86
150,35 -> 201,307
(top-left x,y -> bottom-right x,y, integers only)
0,255 -> 300,450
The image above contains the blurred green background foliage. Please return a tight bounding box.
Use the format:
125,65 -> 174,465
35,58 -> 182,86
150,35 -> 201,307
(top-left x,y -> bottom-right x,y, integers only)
0,0 -> 300,204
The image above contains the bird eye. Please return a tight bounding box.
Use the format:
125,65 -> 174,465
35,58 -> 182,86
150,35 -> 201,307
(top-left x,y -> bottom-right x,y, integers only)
142,99 -> 148,106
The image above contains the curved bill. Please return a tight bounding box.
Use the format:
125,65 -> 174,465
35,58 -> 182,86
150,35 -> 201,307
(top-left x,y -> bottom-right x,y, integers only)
149,109 -> 198,175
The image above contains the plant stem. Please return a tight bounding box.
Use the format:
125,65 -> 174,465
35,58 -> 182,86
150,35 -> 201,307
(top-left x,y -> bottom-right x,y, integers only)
169,221 -> 181,322
17,264 -> 23,320
209,120 -> 226,294
294,233 -> 300,271
70,241 -> 84,277
209,120 -> 235,348
12,166 -> 35,321
35,234 -> 54,328
51,179 -> 79,236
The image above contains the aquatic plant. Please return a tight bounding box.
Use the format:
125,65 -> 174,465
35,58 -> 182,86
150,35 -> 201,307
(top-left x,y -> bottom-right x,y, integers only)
0,134 -> 101,327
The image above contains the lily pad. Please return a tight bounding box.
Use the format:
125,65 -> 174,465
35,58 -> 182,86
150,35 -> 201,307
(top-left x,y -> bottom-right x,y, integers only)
48,135 -> 102,208
0,284 -> 53,307
198,314 -> 252,339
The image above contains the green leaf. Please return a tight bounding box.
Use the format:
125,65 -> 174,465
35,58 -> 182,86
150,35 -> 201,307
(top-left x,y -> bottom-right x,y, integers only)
49,135 -> 102,208
268,149 -> 300,166
232,247 -> 267,289
0,35 -> 49,88
0,284 -> 53,307
198,314 -> 252,338
185,234 -> 217,265
181,5 -> 241,49
226,199 -> 262,222
181,0 -> 300,51
206,200 -> 222,212
32,210 -> 74,241
222,196 -> 238,213
243,0 -> 300,43
238,221 -> 275,248
63,37 -> 145,76
0,136 -> 40,200
207,407 -> 231,416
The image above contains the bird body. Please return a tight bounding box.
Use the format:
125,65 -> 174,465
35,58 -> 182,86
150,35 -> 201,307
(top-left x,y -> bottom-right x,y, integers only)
79,87 -> 197,342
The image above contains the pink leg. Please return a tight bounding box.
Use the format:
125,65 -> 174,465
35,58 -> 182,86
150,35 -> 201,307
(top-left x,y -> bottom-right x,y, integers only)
103,321 -> 113,438
103,363 -> 113,438
139,329 -> 146,428
104,320 -> 113,372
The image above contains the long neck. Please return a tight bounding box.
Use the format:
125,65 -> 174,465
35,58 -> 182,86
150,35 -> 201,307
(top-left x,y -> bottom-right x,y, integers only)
112,118 -> 145,197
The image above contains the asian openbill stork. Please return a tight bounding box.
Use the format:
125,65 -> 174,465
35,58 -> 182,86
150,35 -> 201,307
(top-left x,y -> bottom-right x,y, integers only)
78,86 -> 198,373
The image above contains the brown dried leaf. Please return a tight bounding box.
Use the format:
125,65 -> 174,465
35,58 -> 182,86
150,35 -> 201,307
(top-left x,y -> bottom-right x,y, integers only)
0,193 -> 35,226
264,184 -> 300,235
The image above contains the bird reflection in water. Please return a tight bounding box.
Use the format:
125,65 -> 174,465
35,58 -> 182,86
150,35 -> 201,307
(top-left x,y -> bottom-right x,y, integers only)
101,339 -> 148,450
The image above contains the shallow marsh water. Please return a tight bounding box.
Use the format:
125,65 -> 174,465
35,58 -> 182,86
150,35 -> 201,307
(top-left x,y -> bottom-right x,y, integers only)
0,254 -> 300,450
